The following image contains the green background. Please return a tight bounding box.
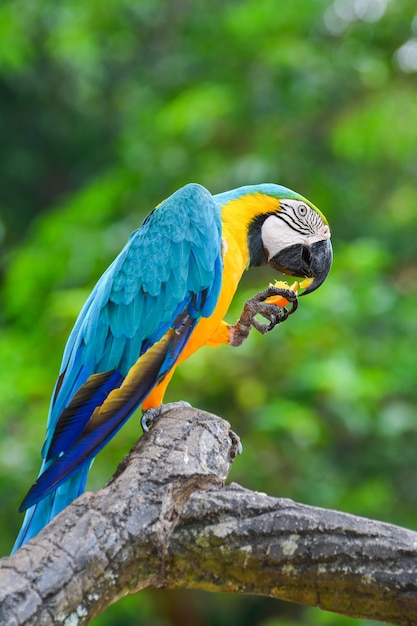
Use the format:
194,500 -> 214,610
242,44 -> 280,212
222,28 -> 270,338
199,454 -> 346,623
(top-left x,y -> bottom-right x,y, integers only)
1,1 -> 416,624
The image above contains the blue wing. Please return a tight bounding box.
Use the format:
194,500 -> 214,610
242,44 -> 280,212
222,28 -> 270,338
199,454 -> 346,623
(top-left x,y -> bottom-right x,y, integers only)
14,183 -> 222,550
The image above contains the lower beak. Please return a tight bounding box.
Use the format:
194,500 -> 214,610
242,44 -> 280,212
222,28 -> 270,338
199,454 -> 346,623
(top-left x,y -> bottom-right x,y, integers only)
269,238 -> 333,295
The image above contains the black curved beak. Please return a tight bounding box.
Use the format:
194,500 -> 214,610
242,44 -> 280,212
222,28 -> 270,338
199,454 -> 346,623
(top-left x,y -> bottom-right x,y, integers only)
268,238 -> 333,295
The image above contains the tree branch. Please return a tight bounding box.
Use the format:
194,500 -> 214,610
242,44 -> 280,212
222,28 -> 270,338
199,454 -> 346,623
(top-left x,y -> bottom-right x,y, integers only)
1,407 -> 417,626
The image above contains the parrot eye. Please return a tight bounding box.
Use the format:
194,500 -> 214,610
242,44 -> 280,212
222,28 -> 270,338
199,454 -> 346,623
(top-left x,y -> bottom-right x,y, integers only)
297,204 -> 308,218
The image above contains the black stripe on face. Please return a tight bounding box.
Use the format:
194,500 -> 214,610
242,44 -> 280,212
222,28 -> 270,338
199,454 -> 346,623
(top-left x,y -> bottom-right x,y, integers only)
248,212 -> 277,267
279,201 -> 323,236
274,211 -> 312,236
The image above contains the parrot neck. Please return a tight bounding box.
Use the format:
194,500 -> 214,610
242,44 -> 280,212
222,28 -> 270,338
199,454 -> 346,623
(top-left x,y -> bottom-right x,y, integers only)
219,193 -> 280,269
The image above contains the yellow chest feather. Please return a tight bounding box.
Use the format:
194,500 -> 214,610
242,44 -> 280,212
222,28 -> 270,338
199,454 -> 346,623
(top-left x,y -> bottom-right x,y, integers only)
178,192 -> 280,362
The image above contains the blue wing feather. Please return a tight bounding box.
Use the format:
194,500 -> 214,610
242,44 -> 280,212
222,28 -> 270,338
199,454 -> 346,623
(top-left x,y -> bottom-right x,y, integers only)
20,311 -> 197,511
46,370 -> 124,460
13,183 -> 223,551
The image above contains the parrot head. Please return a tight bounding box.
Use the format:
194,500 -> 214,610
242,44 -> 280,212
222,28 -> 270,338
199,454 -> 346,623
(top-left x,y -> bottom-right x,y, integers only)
244,188 -> 332,295
257,198 -> 332,295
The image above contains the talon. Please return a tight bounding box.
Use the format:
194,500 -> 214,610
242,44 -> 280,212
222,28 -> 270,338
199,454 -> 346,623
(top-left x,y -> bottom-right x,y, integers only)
243,288 -> 297,333
141,401 -> 192,432
230,286 -> 299,346
141,407 -> 161,432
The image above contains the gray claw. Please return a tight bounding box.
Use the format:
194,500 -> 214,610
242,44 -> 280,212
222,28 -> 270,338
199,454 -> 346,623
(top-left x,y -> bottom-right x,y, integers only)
239,286 -> 298,335
141,401 -> 192,432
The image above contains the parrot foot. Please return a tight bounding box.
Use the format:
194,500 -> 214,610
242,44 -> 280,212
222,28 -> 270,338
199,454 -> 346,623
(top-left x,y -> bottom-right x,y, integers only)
231,286 -> 298,346
141,401 -> 192,432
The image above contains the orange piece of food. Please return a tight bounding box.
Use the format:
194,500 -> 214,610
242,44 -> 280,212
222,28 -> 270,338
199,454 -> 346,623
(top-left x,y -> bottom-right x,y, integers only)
265,280 -> 299,307
265,277 -> 314,307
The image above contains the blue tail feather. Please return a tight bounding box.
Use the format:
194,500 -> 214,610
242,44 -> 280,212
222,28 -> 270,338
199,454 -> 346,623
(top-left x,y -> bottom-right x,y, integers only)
12,463 -> 90,553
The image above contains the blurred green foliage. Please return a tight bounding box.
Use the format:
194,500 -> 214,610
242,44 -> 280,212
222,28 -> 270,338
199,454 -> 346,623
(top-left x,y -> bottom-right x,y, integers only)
1,0 -> 417,624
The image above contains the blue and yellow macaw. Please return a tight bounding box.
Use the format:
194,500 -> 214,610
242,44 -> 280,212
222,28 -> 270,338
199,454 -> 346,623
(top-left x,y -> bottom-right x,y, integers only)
13,183 -> 332,552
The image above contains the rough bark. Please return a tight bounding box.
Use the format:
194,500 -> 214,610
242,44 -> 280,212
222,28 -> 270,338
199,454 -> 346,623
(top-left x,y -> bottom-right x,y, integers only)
1,407 -> 417,626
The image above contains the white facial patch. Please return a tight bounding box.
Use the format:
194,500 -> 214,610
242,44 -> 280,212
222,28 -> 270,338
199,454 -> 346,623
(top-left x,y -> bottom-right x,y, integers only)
261,216 -> 303,260
261,201 -> 330,260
